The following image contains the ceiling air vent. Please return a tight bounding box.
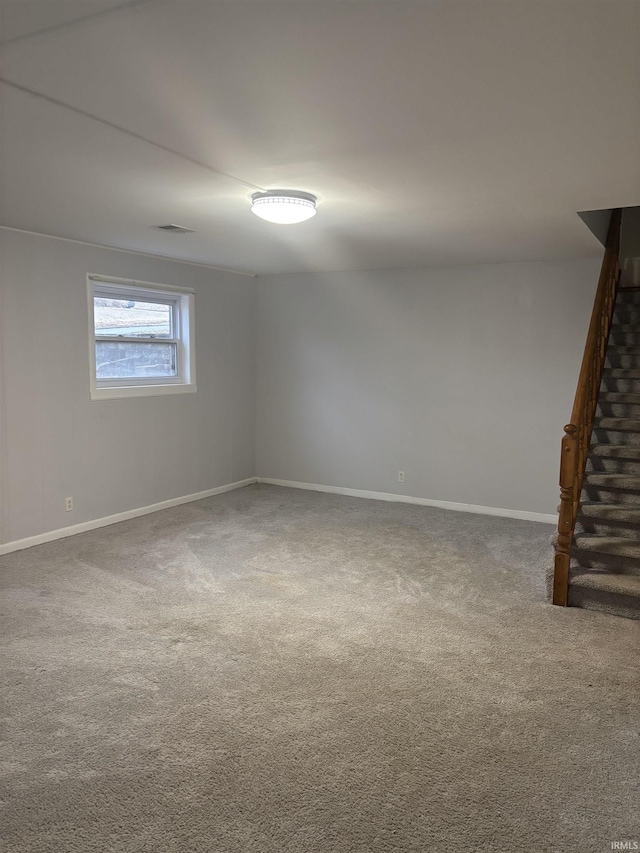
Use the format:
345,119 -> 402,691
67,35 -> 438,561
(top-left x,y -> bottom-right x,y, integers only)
156,224 -> 196,234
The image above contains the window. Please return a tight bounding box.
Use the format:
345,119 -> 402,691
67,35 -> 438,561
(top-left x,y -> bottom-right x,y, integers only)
88,274 -> 196,400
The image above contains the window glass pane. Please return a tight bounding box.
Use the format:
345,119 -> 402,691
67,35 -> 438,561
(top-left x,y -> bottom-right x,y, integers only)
96,341 -> 177,379
94,298 -> 172,337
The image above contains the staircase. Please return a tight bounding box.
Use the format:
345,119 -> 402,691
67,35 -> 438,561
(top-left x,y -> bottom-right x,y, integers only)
552,208 -> 640,619
569,287 -> 640,619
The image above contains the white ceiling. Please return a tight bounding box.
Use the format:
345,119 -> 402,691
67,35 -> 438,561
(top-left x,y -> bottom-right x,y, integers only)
1,0 -> 639,275
0,0 -> 130,43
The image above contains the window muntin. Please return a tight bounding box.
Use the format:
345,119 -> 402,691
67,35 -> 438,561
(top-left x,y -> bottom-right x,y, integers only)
88,275 -> 195,400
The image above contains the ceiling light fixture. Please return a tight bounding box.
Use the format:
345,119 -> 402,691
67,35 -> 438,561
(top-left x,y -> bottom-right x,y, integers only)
251,190 -> 317,224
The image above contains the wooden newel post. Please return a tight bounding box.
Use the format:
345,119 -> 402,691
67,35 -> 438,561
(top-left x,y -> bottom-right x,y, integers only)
553,424 -> 578,606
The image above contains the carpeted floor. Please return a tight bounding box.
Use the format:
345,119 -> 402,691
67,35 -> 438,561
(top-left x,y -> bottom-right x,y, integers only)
1,483 -> 638,853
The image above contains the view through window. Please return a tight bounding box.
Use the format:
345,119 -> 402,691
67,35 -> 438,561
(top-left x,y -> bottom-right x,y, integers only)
88,276 -> 195,400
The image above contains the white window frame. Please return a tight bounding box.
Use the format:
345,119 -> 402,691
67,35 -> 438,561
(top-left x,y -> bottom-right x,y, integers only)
87,274 -> 196,401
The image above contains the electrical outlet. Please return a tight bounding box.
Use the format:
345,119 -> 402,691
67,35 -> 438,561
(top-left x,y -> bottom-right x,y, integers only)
398,471 -> 405,483
65,497 -> 73,512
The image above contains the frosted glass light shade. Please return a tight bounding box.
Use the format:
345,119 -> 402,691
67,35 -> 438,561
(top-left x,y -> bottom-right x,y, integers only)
251,191 -> 317,224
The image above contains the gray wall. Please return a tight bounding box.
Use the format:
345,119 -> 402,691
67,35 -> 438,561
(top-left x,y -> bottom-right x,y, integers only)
255,259 -> 601,515
0,233 -> 603,543
620,207 -> 640,287
0,230 -> 256,545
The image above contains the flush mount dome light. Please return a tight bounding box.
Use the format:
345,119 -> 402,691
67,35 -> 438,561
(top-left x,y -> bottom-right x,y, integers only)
251,190 -> 317,224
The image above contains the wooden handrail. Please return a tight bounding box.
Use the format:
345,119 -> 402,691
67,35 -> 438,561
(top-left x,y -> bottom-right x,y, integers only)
553,208 -> 622,606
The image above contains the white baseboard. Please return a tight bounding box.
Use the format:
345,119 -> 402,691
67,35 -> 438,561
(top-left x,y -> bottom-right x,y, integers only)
0,475 -> 556,556
256,477 -> 557,525
0,478 -> 257,556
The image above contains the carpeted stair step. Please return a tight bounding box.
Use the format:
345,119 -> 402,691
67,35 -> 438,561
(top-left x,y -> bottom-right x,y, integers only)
605,347 -> 640,369
608,326 -> 640,346
612,316 -> 640,330
606,345 -> 640,352
592,419 -> 640,446
602,368 -> 640,379
568,568 -> 640,620
587,446 -> 640,475
583,472 -> 640,489
591,444 -> 640,458
579,501 -> 640,521
597,399 -> 640,417
577,503 -> 640,538
572,535 -> 640,574
573,534 -> 640,559
600,368 -> 640,394
591,424 -> 640,449
600,379 -> 640,394
592,419 -> 640,447
613,308 -> 640,323
599,392 -> 640,405
594,417 -> 640,432
616,288 -> 640,304
582,473 -> 640,504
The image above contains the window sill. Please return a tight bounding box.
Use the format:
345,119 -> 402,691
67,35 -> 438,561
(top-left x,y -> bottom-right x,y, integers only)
90,383 -> 197,401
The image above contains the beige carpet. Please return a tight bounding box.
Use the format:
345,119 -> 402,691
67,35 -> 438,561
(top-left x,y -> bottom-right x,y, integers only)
1,484 -> 638,852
